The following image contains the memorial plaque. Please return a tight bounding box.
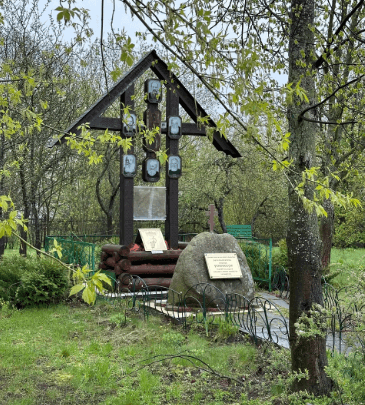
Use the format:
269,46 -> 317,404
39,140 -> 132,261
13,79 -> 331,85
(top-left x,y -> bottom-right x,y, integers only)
142,157 -> 160,182
122,113 -> 136,137
144,79 -> 162,103
168,155 -> 182,179
204,253 -> 242,279
122,154 -> 137,178
167,116 -> 182,139
138,228 -> 167,251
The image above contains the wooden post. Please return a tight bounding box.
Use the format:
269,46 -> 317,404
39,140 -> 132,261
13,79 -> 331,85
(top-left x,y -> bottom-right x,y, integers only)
206,204 -> 218,232
120,84 -> 135,245
165,87 -> 179,249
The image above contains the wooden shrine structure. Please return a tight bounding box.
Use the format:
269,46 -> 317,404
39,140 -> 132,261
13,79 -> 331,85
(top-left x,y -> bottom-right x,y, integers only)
51,50 -> 241,251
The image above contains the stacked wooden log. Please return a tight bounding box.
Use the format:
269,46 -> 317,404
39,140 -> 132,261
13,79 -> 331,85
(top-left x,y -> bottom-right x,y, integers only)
99,242 -> 188,290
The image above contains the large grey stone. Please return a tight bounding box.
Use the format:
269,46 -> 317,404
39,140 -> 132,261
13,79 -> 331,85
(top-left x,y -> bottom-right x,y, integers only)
168,232 -> 254,306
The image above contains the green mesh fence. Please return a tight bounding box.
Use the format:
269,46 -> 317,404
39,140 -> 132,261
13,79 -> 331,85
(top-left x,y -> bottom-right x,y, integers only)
45,237 -> 96,270
45,234 -> 272,290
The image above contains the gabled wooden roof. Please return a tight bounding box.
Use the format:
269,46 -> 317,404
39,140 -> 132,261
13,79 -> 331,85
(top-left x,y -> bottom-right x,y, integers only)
50,50 -> 241,158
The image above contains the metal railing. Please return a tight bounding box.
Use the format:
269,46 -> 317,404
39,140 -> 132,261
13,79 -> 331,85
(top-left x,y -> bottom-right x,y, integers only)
45,236 -> 96,270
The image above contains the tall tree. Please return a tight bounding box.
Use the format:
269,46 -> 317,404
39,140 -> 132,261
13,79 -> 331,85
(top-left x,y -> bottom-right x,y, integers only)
286,0 -> 332,393
0,0 -> 93,253
93,0 -> 365,395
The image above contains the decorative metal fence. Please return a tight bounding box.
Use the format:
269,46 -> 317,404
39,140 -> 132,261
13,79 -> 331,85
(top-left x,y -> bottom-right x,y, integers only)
323,283 -> 365,354
90,275 -> 365,355
93,276 -> 289,347
44,236 -> 96,270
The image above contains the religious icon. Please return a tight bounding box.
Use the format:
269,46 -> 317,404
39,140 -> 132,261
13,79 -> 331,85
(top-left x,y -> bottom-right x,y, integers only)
122,154 -> 137,178
122,113 -> 136,137
168,155 -> 182,178
144,79 -> 162,103
167,116 -> 182,139
142,157 -> 160,182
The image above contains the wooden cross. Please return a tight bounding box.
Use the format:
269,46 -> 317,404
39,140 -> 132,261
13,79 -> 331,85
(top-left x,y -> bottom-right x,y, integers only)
206,204 -> 218,232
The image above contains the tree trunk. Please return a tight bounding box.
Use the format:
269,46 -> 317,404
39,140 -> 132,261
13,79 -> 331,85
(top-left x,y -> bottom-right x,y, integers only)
215,197 -> 227,233
106,213 -> 113,236
0,132 -> 5,257
251,196 -> 268,237
19,206 -> 29,256
18,156 -> 29,256
320,199 -> 334,270
287,0 -> 332,395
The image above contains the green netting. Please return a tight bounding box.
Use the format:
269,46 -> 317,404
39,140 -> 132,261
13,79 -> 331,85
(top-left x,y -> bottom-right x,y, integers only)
45,236 -> 95,270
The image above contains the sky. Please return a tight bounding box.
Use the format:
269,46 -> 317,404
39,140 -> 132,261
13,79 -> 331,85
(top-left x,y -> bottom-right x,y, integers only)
39,0 -> 146,43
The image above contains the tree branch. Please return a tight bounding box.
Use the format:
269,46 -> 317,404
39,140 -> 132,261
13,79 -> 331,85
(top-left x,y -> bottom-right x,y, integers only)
298,74 -> 365,122
314,0 -> 365,69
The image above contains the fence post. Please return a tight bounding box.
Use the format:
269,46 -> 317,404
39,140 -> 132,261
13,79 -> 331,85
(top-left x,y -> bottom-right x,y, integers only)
92,244 -> 95,271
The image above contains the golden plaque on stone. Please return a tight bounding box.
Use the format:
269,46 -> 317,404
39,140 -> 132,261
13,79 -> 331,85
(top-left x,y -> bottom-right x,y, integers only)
204,253 -> 242,279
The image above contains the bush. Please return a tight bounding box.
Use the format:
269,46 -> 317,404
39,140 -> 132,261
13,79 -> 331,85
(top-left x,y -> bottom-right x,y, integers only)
239,241 -> 270,284
0,255 -> 70,307
0,256 -> 33,303
334,206 -> 365,248
272,239 -> 288,269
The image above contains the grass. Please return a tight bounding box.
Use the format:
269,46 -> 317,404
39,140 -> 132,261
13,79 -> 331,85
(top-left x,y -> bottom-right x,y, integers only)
0,300 -> 294,405
3,247 -> 38,258
1,245 -> 364,404
329,247 -> 365,287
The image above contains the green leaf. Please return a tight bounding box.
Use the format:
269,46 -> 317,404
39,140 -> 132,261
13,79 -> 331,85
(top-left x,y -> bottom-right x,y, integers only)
97,273 -> 112,286
69,283 -> 85,296
82,285 -> 96,305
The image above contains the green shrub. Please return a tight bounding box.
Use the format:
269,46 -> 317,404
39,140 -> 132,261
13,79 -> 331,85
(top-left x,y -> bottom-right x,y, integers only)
0,256 -> 34,303
334,206 -> 365,248
326,351 -> 365,404
272,239 -> 288,269
0,255 -> 69,307
239,241 -> 270,283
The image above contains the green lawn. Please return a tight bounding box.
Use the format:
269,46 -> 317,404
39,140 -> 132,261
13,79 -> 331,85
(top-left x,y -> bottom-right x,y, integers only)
329,247 -> 365,287
0,301 -> 291,405
1,245 -> 364,404
3,247 -> 38,258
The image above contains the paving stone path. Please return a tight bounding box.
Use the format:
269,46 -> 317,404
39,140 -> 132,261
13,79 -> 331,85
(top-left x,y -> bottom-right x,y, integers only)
257,292 -> 352,353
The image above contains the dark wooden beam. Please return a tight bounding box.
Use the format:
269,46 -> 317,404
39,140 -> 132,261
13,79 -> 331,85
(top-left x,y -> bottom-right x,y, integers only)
89,117 -> 121,131
49,51 -> 156,146
165,87 -> 179,249
120,85 -> 135,246
150,54 -> 241,158
160,123 -> 206,136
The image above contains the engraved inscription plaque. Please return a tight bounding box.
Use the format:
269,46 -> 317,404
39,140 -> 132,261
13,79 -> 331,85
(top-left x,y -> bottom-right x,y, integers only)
138,228 -> 167,251
204,253 -> 242,279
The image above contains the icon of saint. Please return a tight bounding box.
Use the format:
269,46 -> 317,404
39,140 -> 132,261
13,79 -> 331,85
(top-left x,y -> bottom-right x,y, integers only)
148,81 -> 160,102
170,117 -> 180,135
123,155 -> 136,177
168,156 -> 181,178
147,159 -> 159,177
123,114 -> 136,135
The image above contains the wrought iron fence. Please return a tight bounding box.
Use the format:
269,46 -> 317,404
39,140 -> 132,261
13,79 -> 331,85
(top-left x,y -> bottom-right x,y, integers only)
90,275 -> 365,355
44,237 -> 96,270
323,283 -> 365,354
93,276 -> 289,347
